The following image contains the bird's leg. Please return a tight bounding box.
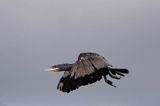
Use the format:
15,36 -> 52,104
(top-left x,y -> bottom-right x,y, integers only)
104,76 -> 116,88
108,71 -> 121,80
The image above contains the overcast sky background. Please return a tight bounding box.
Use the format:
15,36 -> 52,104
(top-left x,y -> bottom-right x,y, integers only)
0,0 -> 160,106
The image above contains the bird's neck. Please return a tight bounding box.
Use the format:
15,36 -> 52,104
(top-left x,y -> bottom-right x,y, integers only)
60,63 -> 73,71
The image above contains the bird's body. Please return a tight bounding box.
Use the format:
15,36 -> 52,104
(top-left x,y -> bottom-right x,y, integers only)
46,52 -> 129,93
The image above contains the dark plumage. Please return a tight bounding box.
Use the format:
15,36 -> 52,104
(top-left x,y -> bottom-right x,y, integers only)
46,52 -> 129,93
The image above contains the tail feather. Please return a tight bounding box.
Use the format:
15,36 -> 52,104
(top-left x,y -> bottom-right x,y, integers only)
110,68 -> 129,74
114,71 -> 125,76
109,68 -> 129,77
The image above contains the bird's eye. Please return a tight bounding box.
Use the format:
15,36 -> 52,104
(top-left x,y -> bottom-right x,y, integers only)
52,65 -> 57,68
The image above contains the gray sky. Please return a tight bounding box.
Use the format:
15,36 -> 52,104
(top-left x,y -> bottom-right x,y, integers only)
0,0 -> 160,106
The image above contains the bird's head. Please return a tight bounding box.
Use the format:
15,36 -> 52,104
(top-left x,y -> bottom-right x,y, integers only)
45,64 -> 73,72
45,65 -> 60,72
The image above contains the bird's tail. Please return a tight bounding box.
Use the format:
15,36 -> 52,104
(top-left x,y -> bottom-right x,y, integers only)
109,68 -> 129,77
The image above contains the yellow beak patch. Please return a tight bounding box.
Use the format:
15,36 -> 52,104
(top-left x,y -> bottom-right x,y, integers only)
45,67 -> 59,72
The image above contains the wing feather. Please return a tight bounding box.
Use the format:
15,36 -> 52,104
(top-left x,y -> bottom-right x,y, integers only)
70,52 -> 112,79
57,70 -> 102,93
88,53 -> 112,69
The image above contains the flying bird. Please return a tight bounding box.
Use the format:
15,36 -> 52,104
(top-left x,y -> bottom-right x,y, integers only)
46,52 -> 129,93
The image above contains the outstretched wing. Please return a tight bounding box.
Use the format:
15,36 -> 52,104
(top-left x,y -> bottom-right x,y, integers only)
57,71 -> 102,93
70,52 -> 112,79
57,52 -> 112,93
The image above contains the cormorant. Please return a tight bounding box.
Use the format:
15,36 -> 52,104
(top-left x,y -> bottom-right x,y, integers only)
45,52 -> 129,93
